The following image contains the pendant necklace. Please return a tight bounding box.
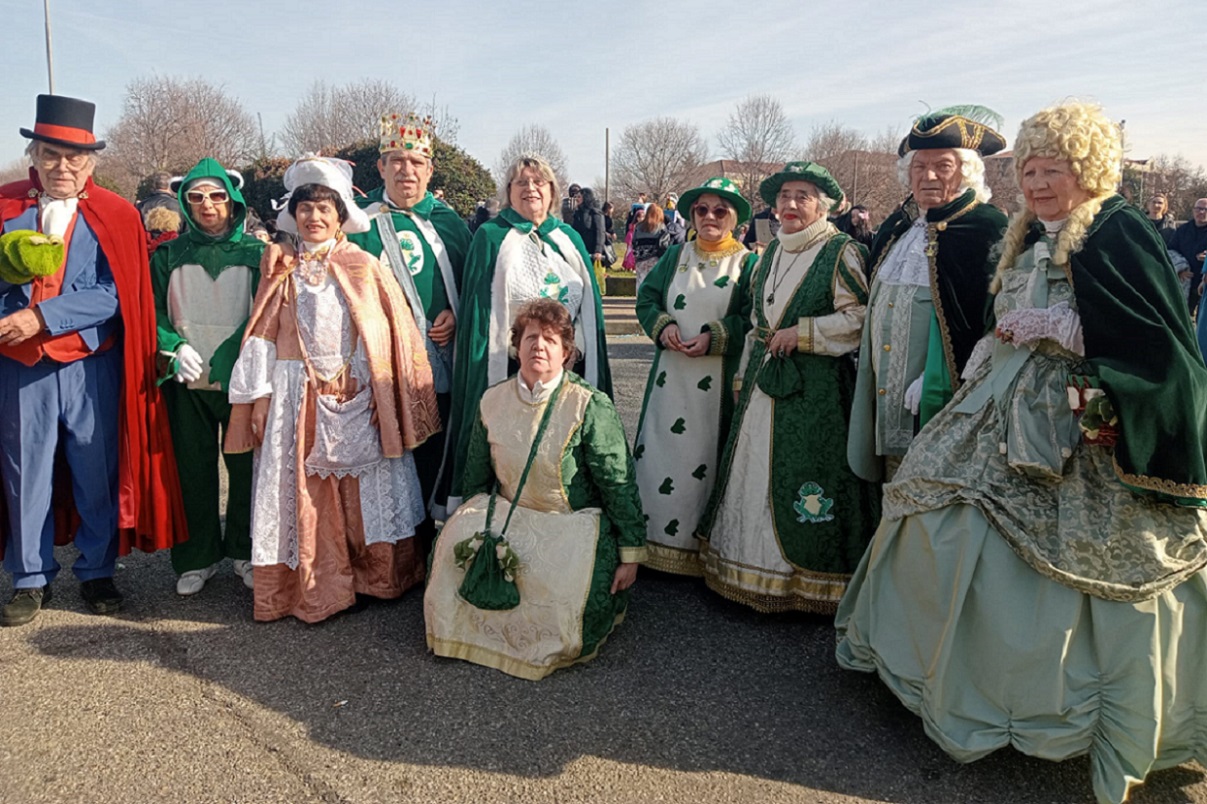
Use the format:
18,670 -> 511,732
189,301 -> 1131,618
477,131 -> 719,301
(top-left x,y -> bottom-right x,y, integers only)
765,248 -> 805,306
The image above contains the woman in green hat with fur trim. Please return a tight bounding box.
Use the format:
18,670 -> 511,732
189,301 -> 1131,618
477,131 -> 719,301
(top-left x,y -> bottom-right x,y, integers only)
696,162 -> 879,613
633,177 -> 757,576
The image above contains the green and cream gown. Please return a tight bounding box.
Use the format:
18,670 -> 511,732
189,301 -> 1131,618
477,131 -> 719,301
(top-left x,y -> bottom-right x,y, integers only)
697,218 -> 879,613
837,202 -> 1207,804
425,372 -> 646,681
633,237 -> 755,575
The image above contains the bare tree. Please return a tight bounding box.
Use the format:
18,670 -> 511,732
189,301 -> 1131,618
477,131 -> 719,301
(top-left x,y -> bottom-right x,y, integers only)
1141,154 -> 1207,219
0,157 -> 29,186
495,124 -> 569,190
611,117 -> 710,201
716,95 -> 795,205
103,75 -> 260,197
280,79 -> 417,155
800,121 -> 902,224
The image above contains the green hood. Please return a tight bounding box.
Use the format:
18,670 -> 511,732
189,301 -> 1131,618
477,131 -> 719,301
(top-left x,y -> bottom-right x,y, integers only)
176,157 -> 247,243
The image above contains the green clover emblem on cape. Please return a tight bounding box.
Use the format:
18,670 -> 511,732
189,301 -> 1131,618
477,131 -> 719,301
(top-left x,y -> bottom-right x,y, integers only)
793,482 -> 835,523
633,444 -> 645,460
697,376 -> 712,391
714,276 -> 731,289
692,464 -> 707,480
659,478 -> 675,495
664,519 -> 679,536
656,371 -> 667,387
670,418 -> 686,434
673,294 -> 686,310
540,271 -> 569,304
398,231 -> 424,276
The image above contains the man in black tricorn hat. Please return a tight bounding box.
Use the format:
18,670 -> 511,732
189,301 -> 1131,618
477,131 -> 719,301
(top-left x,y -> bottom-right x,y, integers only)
0,94 -> 186,626
848,109 -> 1009,484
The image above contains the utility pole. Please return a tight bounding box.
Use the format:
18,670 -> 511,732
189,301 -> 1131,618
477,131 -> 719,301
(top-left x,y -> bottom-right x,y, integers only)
604,127 -> 610,203
851,150 -> 860,205
44,0 -> 55,94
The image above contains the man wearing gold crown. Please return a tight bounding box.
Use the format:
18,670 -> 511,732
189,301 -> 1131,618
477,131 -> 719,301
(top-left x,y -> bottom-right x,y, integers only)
0,94 -> 186,625
848,110 -> 1009,484
352,113 -> 471,532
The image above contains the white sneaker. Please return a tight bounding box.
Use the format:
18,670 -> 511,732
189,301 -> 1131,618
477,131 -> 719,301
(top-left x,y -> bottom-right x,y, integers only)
232,560 -> 254,590
176,564 -> 219,596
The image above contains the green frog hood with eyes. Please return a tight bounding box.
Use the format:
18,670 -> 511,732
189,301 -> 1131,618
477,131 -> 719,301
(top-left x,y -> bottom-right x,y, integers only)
174,157 -> 248,242
152,157 -> 263,389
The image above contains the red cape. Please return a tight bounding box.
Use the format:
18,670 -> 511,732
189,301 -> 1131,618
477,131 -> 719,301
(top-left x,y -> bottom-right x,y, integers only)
0,169 -> 187,556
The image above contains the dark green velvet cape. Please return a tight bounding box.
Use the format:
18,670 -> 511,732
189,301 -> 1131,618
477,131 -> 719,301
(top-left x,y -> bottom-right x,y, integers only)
868,189 -> 1007,386
1053,196 -> 1207,504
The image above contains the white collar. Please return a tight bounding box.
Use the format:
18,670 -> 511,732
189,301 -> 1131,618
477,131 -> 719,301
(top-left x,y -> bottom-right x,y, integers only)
39,196 -> 79,238
517,369 -> 564,404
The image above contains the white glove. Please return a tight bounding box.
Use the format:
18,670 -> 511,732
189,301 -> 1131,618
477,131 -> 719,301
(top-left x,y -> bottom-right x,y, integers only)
175,343 -> 204,384
903,375 -> 924,416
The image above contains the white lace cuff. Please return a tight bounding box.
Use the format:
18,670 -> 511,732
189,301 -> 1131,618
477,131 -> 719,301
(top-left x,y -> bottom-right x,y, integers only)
998,302 -> 1084,356
228,336 -> 277,403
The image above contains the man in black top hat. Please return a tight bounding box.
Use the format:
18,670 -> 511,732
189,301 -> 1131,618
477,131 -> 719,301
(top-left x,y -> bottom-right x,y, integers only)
848,111 -> 1009,484
0,94 -> 185,626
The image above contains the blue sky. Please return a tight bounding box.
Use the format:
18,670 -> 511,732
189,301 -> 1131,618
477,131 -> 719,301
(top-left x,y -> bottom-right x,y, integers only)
3,0 -> 1205,188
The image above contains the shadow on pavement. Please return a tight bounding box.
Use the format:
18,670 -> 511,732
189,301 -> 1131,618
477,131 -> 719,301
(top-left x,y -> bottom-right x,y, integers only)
17,559 -> 1206,804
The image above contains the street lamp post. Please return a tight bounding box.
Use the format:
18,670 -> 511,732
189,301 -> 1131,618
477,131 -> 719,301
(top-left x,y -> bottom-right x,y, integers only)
44,0 -> 55,94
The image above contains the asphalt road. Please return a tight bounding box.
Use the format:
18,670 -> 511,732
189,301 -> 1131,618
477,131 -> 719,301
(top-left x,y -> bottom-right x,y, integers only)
1,336 -> 1203,804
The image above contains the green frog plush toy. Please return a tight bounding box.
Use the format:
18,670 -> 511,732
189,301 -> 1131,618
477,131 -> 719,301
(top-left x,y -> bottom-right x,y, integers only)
0,230 -> 65,285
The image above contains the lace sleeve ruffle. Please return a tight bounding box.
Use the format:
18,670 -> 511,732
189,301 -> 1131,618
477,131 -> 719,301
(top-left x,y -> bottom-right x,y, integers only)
997,301 -> 1084,356
228,336 -> 277,403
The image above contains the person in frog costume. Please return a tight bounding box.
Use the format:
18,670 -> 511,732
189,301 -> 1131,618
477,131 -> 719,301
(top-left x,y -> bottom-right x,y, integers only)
152,158 -> 262,595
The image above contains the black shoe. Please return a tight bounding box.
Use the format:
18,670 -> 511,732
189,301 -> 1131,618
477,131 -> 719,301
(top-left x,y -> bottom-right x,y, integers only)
1,586 -> 52,627
80,577 -> 122,615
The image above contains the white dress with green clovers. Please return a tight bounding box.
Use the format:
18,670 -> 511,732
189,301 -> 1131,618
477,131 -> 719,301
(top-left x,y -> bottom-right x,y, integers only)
633,240 -> 755,575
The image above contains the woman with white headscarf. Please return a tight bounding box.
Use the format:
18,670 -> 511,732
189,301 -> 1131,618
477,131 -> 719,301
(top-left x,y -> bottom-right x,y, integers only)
225,156 -> 440,623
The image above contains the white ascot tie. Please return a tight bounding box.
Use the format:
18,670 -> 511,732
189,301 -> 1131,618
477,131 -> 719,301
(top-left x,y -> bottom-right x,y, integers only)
40,197 -> 79,238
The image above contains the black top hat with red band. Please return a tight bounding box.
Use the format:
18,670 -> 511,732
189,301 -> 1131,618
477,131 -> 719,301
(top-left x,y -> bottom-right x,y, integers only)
20,94 -> 106,151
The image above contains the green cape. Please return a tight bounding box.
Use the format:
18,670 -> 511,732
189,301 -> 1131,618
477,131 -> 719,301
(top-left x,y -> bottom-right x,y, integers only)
1058,196 -> 1207,504
445,208 -> 612,507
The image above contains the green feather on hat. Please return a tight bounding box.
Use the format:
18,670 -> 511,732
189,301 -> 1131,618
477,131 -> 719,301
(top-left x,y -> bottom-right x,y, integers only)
899,104 -> 1007,157
0,230 -> 65,285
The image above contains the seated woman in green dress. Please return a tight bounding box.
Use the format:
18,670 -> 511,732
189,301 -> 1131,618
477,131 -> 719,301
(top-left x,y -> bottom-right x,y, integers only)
444,154 -> 611,516
425,298 -> 645,680
836,101 -> 1207,804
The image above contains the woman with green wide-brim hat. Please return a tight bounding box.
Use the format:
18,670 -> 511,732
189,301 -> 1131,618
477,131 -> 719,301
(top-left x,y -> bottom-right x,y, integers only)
633,177 -> 758,577
696,161 -> 880,614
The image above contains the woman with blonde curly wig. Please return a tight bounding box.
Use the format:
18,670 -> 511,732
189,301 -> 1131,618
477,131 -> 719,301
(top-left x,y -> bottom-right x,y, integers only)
837,101 -> 1207,804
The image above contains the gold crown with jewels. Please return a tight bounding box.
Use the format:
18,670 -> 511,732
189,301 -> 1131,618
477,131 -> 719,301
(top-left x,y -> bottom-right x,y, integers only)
379,112 -> 434,158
